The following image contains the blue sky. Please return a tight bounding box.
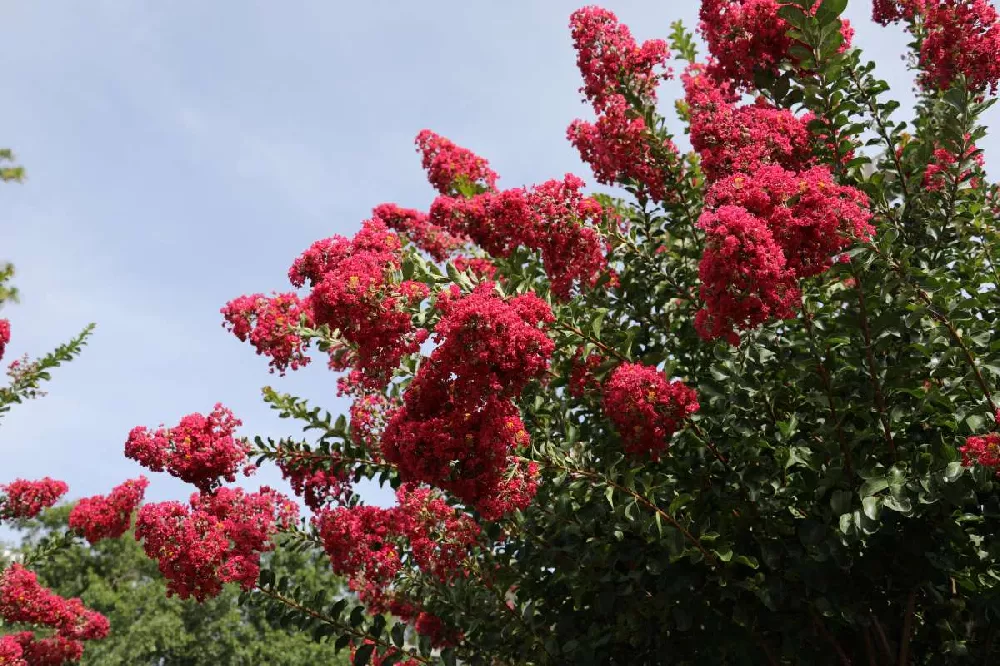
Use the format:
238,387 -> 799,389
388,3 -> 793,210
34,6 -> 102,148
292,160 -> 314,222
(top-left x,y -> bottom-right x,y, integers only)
1,1 -> 996,527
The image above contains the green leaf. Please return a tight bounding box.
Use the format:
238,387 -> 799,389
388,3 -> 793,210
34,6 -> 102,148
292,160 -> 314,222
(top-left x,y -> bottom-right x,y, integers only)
860,477 -> 890,497
605,486 -> 615,509
862,496 -> 881,521
353,643 -> 375,666
391,622 -> 406,648
814,0 -> 848,24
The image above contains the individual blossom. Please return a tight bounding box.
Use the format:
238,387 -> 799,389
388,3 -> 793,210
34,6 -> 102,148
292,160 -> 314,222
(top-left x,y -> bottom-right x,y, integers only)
699,0 -> 853,90
960,432 -> 1000,474
372,203 -> 465,261
602,362 -> 700,459
0,319 -> 9,362
221,292 -> 312,374
569,6 -> 671,109
0,478 -> 69,521
68,476 -> 150,544
695,206 -> 800,345
415,130 -> 498,195
124,404 -> 248,493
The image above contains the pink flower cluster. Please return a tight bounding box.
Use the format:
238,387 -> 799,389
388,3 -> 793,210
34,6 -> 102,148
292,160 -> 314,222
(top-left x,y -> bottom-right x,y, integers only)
961,432 -> 1000,474
0,478 -> 69,521
68,477 -> 149,544
569,6 -> 670,109
452,256 -> 497,280
0,318 -> 9,362
274,451 -> 351,511
382,284 -> 551,518
289,219 -> 430,387
125,404 -> 249,493
316,484 -> 476,647
874,1 -> 1000,93
683,66 -> 815,181
134,486 -> 297,601
695,166 -> 873,344
372,203 -> 465,261
415,130 -> 498,195
566,8 -> 678,203
602,362 -> 699,459
699,0 -> 853,89
0,564 -> 109,664
430,174 -> 612,298
221,292 -> 312,375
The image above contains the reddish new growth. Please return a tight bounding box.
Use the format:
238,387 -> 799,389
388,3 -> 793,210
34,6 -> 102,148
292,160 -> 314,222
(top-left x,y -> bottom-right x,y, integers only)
699,0 -> 853,89
0,319 -> 9,362
382,285 -> 550,517
875,1 -> 1000,93
415,130 -> 498,195
289,219 -> 429,388
68,476 -> 149,544
125,404 -> 248,493
372,203 -> 465,261
923,142 -> 986,191
961,432 -> 1000,474
0,478 -> 69,521
683,65 -> 815,182
0,564 -> 109,664
431,174 -> 612,299
221,292 -> 312,374
695,166 -> 872,344
135,487 -> 297,601
603,362 -> 699,459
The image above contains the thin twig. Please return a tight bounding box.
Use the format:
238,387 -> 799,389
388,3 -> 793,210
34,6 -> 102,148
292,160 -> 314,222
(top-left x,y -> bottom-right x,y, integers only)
810,608 -> 853,666
897,588 -> 918,666
851,266 -> 897,462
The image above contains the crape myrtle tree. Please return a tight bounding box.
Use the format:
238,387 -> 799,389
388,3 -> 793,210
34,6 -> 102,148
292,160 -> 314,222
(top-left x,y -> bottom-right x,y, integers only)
7,0 -> 1000,664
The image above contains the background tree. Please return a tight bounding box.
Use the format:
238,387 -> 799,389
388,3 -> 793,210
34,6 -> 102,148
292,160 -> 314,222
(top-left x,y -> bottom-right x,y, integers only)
2,505 -> 350,666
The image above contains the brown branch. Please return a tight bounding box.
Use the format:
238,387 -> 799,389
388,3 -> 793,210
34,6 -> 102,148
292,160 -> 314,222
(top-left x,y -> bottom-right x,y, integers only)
897,588 -> 918,666
870,613 -> 893,664
556,322 -> 629,361
526,456 -> 718,567
851,266 -> 897,462
863,627 -> 879,666
811,608 -> 853,666
255,586 -> 430,664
